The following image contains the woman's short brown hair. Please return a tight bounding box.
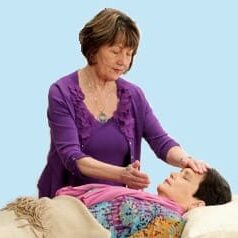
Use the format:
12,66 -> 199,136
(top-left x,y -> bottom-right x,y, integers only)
79,8 -> 140,71
193,168 -> 232,205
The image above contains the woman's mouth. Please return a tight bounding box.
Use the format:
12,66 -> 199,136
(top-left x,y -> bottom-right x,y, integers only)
165,178 -> 171,185
113,68 -> 124,74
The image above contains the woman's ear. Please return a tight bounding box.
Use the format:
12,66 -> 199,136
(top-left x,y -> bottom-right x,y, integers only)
187,200 -> 205,211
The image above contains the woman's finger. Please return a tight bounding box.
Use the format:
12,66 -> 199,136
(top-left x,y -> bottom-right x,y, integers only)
187,159 -> 209,173
122,165 -> 150,188
131,160 -> 140,170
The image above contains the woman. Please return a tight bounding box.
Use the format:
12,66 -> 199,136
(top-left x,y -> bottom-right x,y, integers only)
56,168 -> 231,237
38,8 -> 208,198
2,168 -> 231,238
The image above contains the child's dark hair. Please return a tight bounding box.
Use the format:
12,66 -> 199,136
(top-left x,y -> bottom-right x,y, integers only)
193,168 -> 232,205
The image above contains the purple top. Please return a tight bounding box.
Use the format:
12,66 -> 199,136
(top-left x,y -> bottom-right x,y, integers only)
38,71 -> 179,197
75,119 -> 130,186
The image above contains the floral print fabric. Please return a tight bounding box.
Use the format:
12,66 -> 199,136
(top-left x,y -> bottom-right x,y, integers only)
89,195 -> 186,238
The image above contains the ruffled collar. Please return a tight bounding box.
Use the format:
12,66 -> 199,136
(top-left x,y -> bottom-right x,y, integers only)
68,71 -> 134,143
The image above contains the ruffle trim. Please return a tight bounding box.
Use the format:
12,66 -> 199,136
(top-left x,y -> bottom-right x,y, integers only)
114,81 -> 134,140
69,85 -> 94,143
68,79 -> 134,143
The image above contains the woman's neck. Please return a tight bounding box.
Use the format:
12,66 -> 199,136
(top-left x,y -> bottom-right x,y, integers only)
82,66 -> 111,91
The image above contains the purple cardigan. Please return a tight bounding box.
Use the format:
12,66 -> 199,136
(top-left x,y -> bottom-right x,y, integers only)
38,71 -> 179,197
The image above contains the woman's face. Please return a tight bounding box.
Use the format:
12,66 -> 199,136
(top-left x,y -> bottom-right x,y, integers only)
93,43 -> 134,81
157,168 -> 205,208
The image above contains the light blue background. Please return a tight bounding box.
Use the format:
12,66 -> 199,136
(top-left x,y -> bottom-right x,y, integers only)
0,1 -> 237,207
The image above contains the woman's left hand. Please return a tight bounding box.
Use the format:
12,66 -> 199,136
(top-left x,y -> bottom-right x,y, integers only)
121,160 -> 150,189
180,156 -> 210,174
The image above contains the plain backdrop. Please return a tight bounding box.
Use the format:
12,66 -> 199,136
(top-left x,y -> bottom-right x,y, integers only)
0,0 -> 237,207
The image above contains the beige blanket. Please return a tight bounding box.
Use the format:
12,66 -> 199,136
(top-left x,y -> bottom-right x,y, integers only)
0,195 -> 111,238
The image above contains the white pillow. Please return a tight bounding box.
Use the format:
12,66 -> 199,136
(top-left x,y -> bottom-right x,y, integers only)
181,196 -> 238,238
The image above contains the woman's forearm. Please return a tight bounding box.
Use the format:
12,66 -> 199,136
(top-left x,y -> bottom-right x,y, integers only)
76,157 -> 150,189
165,146 -> 190,168
76,156 -> 124,182
166,146 -> 209,173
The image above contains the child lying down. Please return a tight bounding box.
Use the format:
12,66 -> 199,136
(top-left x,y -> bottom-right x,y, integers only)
1,168 -> 231,238
56,167 -> 231,237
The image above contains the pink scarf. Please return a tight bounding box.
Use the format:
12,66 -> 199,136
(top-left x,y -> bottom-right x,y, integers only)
56,184 -> 184,215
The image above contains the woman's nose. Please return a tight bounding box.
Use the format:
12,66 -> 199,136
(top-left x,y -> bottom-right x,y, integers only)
170,172 -> 178,179
117,53 -> 128,66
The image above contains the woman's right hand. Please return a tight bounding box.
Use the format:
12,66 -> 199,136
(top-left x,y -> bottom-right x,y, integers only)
121,160 -> 150,189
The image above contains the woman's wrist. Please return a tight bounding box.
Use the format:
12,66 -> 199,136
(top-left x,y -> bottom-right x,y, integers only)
179,156 -> 192,168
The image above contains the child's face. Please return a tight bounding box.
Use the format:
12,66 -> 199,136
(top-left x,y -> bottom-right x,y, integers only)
157,168 -> 205,209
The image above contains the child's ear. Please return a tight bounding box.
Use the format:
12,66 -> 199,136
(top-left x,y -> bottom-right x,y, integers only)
188,200 -> 205,210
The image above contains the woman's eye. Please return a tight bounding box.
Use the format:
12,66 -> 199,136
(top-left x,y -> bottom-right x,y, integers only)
183,176 -> 189,181
111,49 -> 119,54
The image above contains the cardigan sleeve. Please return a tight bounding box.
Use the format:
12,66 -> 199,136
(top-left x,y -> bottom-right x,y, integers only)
137,88 -> 180,161
47,83 -> 88,176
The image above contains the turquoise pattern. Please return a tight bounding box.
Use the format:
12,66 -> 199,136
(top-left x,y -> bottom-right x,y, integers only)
88,195 -> 185,238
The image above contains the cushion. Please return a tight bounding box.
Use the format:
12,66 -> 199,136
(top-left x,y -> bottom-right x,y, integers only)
181,195 -> 238,238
